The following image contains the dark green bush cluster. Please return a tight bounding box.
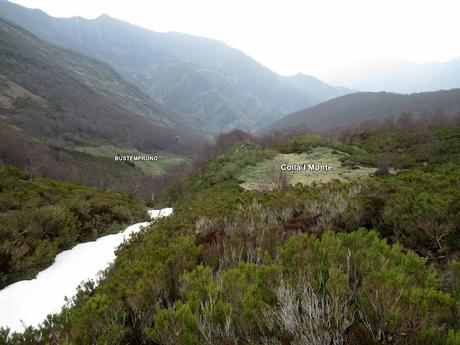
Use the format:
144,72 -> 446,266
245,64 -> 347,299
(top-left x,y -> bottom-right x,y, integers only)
345,126 -> 460,168
4,201 -> 459,345
276,134 -> 330,154
0,163 -> 147,288
162,141 -> 274,205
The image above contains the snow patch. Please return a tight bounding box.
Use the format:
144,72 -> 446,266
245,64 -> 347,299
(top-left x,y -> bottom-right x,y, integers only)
0,208 -> 172,333
148,207 -> 173,219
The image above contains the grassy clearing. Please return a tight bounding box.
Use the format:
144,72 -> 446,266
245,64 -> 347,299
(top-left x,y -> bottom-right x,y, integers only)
239,146 -> 376,190
73,145 -> 189,176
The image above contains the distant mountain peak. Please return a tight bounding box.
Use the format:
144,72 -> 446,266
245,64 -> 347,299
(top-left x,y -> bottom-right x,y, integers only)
289,72 -> 321,81
95,13 -> 112,20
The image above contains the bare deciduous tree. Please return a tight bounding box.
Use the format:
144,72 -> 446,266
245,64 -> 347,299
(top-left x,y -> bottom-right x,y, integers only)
199,279 -> 237,345
265,278 -> 353,345
262,161 -> 291,192
416,217 -> 453,253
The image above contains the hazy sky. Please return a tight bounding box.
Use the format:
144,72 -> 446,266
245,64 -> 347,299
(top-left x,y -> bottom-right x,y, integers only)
9,0 -> 460,83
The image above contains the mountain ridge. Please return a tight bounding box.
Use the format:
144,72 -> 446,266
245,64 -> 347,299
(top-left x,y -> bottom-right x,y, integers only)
261,89 -> 460,133
0,0 -> 353,134
0,16 -> 202,151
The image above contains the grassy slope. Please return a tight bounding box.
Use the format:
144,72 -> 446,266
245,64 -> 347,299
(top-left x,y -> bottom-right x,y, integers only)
61,148 -> 147,180
239,147 -> 376,190
73,145 -> 190,176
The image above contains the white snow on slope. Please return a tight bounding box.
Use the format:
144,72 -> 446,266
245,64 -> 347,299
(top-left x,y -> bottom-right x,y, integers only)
148,207 -> 173,219
0,208 -> 172,333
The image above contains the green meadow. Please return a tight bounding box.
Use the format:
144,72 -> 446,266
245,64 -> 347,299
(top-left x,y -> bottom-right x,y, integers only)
239,146 -> 376,190
73,145 -> 189,176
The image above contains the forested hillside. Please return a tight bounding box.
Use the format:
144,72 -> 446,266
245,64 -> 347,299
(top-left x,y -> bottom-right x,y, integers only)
0,18 -> 202,197
0,0 -> 352,134
0,18 -> 200,152
262,89 -> 460,133
3,114 -> 460,344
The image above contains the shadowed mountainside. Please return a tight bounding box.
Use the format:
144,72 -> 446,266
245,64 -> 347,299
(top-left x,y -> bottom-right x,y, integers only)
261,89 -> 460,133
0,18 -> 205,197
0,17 -> 202,153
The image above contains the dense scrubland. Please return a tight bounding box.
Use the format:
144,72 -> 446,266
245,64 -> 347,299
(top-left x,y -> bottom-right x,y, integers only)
2,113 -> 460,344
0,164 -> 147,289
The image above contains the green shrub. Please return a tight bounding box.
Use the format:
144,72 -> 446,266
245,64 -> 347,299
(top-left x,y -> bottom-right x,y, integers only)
0,163 -> 147,288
